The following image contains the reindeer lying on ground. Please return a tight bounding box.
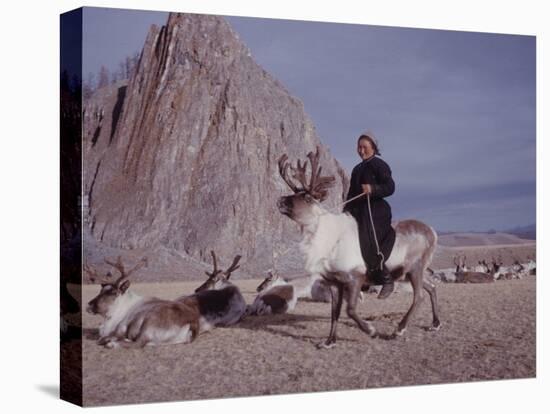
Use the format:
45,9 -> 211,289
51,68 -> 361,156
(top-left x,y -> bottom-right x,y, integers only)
497,258 -> 531,280
277,148 -> 441,348
246,272 -> 314,315
247,272 -> 364,315
452,254 -> 495,283
86,257 -> 200,349
474,259 -> 491,273
310,276 -> 334,302
489,256 -> 505,280
427,266 -> 457,283
247,272 -> 298,315
525,258 -> 536,276
454,254 -> 468,273
177,251 -> 247,329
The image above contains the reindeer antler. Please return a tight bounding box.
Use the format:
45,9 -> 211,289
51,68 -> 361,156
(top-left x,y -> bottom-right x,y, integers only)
278,154 -> 301,193
104,256 -> 147,286
224,255 -> 242,280
205,250 -> 222,278
278,147 -> 335,201
292,159 -> 309,190
453,254 -> 459,267
83,263 -> 107,284
307,147 -> 336,201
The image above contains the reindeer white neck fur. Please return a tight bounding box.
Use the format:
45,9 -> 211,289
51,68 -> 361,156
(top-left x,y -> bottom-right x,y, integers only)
100,290 -> 145,337
299,206 -> 365,276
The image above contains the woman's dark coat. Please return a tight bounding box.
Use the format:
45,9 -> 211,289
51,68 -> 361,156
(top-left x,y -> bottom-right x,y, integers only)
344,156 -> 396,271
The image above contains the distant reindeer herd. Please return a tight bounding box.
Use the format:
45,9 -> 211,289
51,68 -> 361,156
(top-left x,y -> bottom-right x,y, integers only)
428,254 -> 536,284
63,147 -> 535,350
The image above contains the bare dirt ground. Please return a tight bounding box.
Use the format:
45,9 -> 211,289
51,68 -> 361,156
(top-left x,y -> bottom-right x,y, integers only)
75,274 -> 536,407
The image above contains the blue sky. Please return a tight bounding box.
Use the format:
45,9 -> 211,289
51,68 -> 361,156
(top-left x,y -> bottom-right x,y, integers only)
83,8 -> 536,232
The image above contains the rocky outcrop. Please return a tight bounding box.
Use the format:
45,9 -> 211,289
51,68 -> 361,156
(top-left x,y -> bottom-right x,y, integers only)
83,13 -> 348,280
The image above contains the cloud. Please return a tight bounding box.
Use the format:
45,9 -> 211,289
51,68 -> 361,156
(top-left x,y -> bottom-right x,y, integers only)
226,16 -> 535,231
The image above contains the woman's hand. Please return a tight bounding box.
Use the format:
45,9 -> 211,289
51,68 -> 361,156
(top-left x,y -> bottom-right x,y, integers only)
361,184 -> 372,194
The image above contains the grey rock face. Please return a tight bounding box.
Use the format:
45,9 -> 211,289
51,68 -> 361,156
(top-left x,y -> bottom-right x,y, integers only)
83,13 -> 348,280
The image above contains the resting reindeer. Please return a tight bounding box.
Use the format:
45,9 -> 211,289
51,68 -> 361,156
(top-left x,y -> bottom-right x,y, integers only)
497,258 -> 528,280
489,256 -> 504,280
451,254 -> 495,283
177,251 -> 247,329
86,257 -> 200,349
524,258 -> 536,275
426,267 -> 456,283
277,147 -> 441,348
474,259 -> 491,274
247,272 -> 362,315
310,276 -> 334,302
246,272 -> 312,315
309,274 -> 366,301
453,254 -> 468,273
451,254 -> 493,283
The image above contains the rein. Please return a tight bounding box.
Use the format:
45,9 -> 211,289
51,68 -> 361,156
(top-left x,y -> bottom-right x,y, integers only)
323,192 -> 365,213
366,193 -> 385,270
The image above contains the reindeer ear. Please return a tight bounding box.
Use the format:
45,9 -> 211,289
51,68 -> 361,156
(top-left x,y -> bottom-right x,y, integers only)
119,280 -> 130,294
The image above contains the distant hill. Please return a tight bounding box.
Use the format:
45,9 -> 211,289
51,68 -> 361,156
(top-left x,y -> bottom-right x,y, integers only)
437,232 -> 535,247
503,224 -> 536,240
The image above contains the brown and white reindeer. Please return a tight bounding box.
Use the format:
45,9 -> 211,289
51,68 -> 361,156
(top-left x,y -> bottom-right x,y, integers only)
474,259 -> 491,274
177,251 -> 247,329
247,272 -> 362,316
86,257 -> 200,349
490,256 -> 505,280
497,257 -> 527,280
277,147 -> 441,348
524,256 -> 536,275
246,272 -> 312,315
429,254 -> 467,283
452,254 -> 494,283
453,254 -> 468,273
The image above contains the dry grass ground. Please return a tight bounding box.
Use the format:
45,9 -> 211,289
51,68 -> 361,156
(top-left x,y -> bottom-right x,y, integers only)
74,274 -> 536,407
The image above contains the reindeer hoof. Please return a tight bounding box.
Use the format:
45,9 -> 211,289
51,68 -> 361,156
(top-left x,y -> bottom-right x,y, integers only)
428,323 -> 441,332
366,325 -> 377,337
394,327 -> 406,337
316,340 -> 336,350
97,337 -> 110,346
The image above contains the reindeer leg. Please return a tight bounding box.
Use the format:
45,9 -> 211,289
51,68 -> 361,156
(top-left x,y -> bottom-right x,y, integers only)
395,270 -> 424,336
189,320 -> 200,342
423,279 -> 441,331
317,282 -> 343,349
345,276 -> 376,337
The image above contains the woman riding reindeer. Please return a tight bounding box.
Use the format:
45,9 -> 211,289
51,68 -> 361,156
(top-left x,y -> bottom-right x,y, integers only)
344,132 -> 396,299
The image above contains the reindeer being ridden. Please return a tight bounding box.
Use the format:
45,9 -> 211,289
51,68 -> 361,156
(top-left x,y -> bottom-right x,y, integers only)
277,148 -> 441,348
